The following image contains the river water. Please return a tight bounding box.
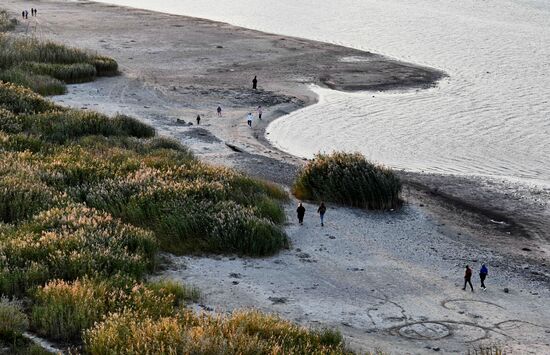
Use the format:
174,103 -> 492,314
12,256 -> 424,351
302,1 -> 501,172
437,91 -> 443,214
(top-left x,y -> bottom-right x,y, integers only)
95,0 -> 550,184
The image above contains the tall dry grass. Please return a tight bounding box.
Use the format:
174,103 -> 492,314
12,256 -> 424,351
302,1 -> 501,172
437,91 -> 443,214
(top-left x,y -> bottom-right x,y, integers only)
0,204 -> 157,296
84,309 -> 350,355
31,277 -> 192,341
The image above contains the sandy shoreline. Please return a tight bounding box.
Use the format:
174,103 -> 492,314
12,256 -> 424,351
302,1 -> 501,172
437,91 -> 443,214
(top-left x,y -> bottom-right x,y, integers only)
3,0 -> 550,352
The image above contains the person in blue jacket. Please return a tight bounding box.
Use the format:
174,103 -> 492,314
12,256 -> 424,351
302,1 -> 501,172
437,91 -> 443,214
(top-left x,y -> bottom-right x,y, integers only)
480,264 -> 488,290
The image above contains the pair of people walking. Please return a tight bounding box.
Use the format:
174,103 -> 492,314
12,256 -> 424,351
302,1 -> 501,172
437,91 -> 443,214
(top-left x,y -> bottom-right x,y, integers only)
296,202 -> 327,226
463,264 -> 489,292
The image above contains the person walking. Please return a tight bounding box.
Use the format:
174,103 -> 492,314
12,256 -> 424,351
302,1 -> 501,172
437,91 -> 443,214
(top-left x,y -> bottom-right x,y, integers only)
217,106 -> 222,117
479,264 -> 488,290
317,202 -> 327,227
252,76 -> 258,90
196,114 -> 201,125
463,265 -> 474,292
246,113 -> 253,127
257,105 -> 263,120
297,202 -> 305,225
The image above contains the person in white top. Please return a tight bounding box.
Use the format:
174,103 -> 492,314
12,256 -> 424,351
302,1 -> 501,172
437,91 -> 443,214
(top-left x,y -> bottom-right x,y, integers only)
247,113 -> 253,127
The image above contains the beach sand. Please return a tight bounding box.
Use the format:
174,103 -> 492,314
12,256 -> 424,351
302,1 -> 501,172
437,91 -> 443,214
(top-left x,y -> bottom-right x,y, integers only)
3,1 -> 549,353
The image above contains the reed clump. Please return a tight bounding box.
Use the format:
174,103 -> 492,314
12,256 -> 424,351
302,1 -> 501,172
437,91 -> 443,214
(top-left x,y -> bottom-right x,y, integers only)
0,204 -> 157,296
0,68 -> 66,96
5,110 -> 155,143
0,153 -> 67,223
293,152 -> 402,210
19,62 -> 97,84
82,163 -> 288,255
83,309 -> 349,355
91,56 -> 118,76
0,81 -> 60,113
0,10 -> 17,32
0,33 -> 118,95
31,277 -> 191,341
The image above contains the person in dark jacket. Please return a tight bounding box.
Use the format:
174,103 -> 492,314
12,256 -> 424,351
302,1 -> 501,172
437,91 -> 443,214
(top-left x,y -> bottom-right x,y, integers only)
196,114 -> 201,125
297,202 -> 305,225
463,265 -> 474,292
479,264 -> 488,290
252,76 -> 258,90
217,106 -> 222,117
317,202 -> 327,226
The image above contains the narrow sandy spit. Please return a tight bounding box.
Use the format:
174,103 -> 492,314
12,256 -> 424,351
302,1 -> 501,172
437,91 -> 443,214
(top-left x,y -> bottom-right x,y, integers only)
3,1 -> 549,353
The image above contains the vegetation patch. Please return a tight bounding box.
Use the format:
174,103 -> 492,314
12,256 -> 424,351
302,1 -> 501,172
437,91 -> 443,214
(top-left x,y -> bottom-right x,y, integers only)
0,31 -> 118,95
293,152 -> 402,210
0,204 -> 157,296
0,81 -> 60,113
84,309 -> 349,355
0,68 -> 66,96
0,10 -> 17,32
19,62 -> 97,84
31,277 -> 192,341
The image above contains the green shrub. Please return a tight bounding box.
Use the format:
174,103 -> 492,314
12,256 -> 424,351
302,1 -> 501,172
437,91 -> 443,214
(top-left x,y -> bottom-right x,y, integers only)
19,62 -> 97,84
112,115 -> 155,138
0,67 -> 66,96
91,56 -> 118,76
12,110 -> 155,143
293,152 -> 402,210
83,309 -> 349,355
84,167 -> 288,256
31,277 -> 182,341
0,81 -> 59,114
40,145 -> 141,188
0,297 -> 29,339
0,205 -> 157,296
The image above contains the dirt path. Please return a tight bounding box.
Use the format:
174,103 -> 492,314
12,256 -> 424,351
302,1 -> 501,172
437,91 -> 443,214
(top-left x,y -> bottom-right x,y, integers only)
2,1 -> 549,353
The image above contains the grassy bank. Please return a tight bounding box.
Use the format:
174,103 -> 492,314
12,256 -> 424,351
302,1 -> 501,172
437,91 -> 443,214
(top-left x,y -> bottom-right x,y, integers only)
0,18 -> 347,353
0,13 -> 117,95
0,80 -> 335,353
293,152 -> 402,210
